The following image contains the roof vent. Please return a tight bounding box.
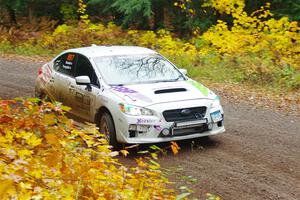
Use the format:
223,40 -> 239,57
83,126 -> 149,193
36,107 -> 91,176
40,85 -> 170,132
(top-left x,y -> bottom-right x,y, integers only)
154,88 -> 187,94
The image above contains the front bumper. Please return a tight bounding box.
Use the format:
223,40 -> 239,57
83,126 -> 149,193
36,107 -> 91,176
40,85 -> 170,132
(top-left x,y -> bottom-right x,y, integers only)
114,99 -> 225,144
123,125 -> 225,144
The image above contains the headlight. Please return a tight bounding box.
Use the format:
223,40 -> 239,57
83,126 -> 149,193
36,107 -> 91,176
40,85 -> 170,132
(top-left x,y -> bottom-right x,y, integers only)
210,97 -> 221,109
119,103 -> 153,116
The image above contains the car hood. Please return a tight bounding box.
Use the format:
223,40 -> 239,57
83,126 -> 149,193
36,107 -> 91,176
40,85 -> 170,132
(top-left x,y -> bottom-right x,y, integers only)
110,79 -> 217,107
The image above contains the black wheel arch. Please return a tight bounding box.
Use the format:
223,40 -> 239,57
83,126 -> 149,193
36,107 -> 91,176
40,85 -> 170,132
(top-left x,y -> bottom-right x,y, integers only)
95,106 -> 115,129
95,106 -> 121,148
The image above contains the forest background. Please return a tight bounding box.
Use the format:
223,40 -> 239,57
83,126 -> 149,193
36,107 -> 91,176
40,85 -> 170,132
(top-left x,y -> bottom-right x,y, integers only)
0,0 -> 299,91
1,1 -> 300,199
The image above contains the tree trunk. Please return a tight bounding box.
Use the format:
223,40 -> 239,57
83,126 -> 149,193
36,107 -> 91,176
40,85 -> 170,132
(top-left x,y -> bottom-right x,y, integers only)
153,0 -> 165,30
28,2 -> 36,24
6,5 -> 17,25
138,17 -> 150,30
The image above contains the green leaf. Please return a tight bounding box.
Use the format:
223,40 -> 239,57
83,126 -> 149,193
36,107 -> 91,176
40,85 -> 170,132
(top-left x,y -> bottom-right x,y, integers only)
150,145 -> 161,150
137,150 -> 149,154
60,105 -> 71,112
27,98 -> 40,103
176,192 -> 190,200
149,159 -> 160,167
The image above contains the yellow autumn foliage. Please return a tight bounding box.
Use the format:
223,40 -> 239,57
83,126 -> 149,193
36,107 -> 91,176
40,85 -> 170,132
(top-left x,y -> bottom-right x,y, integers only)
0,0 -> 299,89
77,0 -> 90,24
201,1 -> 300,68
0,99 -> 175,199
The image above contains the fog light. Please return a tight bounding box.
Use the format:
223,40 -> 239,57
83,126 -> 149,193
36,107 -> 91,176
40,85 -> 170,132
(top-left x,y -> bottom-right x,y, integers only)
217,121 -> 223,127
161,128 -> 170,136
129,130 -> 136,138
129,124 -> 137,131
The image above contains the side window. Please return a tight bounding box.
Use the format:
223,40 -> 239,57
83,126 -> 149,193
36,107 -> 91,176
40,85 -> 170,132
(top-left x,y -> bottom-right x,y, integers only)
54,53 -> 77,76
75,54 -> 100,87
53,55 -> 63,71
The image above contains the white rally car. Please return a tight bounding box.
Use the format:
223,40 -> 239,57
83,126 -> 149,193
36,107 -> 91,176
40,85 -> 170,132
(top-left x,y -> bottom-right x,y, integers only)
35,45 -> 225,147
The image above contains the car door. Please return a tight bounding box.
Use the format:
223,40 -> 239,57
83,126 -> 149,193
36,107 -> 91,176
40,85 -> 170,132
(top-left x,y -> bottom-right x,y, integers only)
53,52 -> 77,108
72,54 -> 101,121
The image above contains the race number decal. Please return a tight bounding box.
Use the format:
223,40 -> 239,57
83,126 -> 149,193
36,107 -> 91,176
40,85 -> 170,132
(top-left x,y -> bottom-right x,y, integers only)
64,54 -> 75,69
67,54 -> 75,61
75,92 -> 91,105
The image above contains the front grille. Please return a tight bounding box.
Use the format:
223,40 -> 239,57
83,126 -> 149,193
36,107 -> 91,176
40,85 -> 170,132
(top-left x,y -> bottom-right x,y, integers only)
163,106 -> 207,122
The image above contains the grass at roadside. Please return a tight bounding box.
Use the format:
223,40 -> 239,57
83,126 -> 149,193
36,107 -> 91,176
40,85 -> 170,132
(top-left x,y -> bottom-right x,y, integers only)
1,18 -> 300,88
1,44 -> 298,92
1,0 -> 300,92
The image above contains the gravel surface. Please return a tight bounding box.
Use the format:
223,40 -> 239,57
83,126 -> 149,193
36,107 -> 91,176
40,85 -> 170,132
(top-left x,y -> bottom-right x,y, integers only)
1,57 -> 299,200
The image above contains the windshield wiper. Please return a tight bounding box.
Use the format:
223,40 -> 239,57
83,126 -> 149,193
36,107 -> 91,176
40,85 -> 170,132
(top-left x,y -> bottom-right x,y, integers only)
110,84 -> 124,86
175,73 -> 186,81
115,77 -> 185,85
151,79 -> 178,83
152,75 -> 186,83
128,80 -> 172,84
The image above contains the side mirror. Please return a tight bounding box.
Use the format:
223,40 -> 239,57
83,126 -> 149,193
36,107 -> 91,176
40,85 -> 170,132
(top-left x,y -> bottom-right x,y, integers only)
179,68 -> 187,75
75,76 -> 92,91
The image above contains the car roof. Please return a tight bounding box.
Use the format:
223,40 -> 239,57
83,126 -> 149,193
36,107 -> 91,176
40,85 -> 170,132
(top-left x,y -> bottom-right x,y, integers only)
65,45 -> 158,58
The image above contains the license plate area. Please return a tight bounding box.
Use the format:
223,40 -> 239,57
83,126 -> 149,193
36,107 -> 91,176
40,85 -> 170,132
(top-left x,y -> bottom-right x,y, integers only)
136,125 -> 149,132
211,111 -> 222,123
175,119 -> 207,128
129,124 -> 150,132
171,119 -> 208,136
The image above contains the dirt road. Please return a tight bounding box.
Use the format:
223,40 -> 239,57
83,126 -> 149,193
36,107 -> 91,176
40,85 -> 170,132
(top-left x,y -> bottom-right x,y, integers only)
1,57 -> 299,200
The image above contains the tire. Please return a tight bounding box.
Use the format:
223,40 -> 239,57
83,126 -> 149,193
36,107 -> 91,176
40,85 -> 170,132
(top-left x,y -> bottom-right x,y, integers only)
99,112 -> 121,150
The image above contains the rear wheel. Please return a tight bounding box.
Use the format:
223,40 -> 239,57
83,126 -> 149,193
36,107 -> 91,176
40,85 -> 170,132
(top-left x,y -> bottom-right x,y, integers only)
36,92 -> 51,105
99,112 -> 121,149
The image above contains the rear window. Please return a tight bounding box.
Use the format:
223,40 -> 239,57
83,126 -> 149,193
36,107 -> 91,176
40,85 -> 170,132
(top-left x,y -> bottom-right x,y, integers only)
54,53 -> 77,76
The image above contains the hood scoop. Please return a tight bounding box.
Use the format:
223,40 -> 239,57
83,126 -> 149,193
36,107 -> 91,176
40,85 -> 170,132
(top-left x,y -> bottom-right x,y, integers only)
154,88 -> 187,94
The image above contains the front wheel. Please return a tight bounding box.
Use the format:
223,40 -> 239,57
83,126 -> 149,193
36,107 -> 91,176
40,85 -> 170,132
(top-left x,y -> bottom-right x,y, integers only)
99,112 -> 121,149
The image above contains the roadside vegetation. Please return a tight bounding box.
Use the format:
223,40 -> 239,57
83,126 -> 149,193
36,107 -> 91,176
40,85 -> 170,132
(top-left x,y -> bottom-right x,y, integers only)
0,98 -> 180,199
1,18 -> 300,91
0,0 -> 299,198
0,0 -> 299,91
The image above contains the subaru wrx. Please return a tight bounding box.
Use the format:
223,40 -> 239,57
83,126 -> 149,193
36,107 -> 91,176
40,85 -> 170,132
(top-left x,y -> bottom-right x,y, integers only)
35,45 -> 225,147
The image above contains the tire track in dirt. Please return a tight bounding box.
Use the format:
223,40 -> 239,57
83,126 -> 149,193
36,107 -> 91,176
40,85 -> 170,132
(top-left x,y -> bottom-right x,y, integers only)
0,57 -> 41,99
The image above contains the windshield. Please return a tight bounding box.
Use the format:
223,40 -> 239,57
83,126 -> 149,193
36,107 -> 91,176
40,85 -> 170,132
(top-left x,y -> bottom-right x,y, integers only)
94,54 -> 184,85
